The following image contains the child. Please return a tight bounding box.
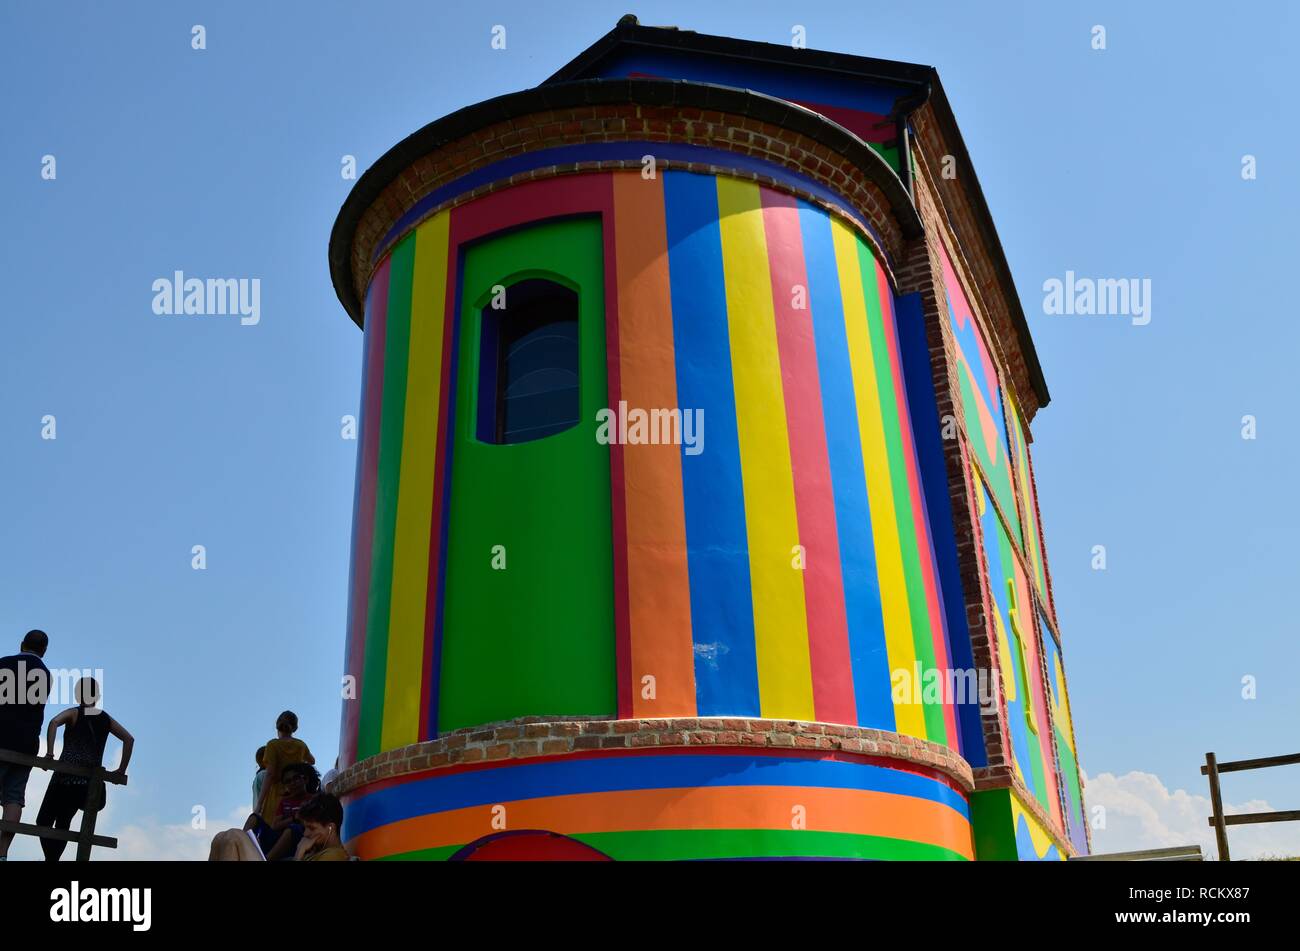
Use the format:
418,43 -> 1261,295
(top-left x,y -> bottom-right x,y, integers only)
254,710 -> 314,823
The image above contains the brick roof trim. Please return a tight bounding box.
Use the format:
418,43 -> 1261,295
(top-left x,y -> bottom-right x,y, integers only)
329,77 -> 920,325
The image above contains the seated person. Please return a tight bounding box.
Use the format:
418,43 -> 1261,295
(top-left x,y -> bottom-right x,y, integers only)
294,793 -> 349,861
209,792 -> 349,862
243,762 -> 316,859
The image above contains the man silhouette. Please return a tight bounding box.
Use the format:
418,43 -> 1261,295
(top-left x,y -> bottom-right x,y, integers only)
0,630 -> 51,860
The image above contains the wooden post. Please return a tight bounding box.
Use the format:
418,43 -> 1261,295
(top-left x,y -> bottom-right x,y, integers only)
75,776 -> 107,863
1205,752 -> 1231,862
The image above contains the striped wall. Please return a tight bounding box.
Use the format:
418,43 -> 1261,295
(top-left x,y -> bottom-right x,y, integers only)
974,472 -> 1062,829
339,170 -> 965,767
941,238 -> 1021,545
1043,624 -> 1087,854
1005,391 -> 1051,612
341,750 -> 973,861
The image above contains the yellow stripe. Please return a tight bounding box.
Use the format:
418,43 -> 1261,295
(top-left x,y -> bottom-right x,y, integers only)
715,178 -> 814,720
830,218 -> 925,737
381,211 -> 450,749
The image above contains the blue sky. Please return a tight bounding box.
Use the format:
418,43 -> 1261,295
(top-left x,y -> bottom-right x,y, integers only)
2,1 -> 1296,859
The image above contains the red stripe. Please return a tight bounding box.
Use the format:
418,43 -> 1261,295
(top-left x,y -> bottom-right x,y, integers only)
343,255 -> 391,767
875,262 -> 958,747
760,188 -> 857,725
600,176 -> 634,720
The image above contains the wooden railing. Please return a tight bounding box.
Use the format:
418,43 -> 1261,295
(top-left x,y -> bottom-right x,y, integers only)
1069,845 -> 1203,861
1202,750 -> 1300,862
0,749 -> 127,861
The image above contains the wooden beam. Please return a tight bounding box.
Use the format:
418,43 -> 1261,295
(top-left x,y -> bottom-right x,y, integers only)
1208,810 -> 1300,827
0,819 -> 116,849
1205,752 -> 1232,862
1200,752 -> 1300,775
1070,845 -> 1203,862
0,750 -> 128,785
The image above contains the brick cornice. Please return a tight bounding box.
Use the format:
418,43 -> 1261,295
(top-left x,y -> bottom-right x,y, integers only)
330,717 -> 976,799
911,108 -> 1047,420
330,78 -> 922,326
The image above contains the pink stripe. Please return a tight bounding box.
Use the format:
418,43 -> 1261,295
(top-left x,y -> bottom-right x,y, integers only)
875,261 -> 959,747
761,187 -> 857,725
343,255 -> 391,766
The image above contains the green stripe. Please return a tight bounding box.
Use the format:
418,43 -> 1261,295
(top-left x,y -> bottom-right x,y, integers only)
438,216 -> 614,732
358,233 -> 416,760
856,240 -> 946,746
375,829 -> 970,861
996,519 -> 1048,810
1056,727 -> 1083,816
960,369 -> 1021,543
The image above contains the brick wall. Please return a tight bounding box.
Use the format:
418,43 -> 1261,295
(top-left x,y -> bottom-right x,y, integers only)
330,716 -> 976,800
346,103 -> 909,310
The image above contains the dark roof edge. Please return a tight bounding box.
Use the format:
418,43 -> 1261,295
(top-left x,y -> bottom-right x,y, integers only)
927,80 -> 1050,409
544,16 -> 1049,408
329,77 -> 921,326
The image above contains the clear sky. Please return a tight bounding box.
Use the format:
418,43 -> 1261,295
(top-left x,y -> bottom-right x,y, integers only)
3,1 -> 1297,859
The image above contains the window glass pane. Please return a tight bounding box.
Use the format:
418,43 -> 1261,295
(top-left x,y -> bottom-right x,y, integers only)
478,278 -> 580,444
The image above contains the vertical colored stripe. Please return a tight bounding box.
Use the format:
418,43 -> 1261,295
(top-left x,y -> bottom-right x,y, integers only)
604,176 -> 633,721
857,241 -> 944,744
662,170 -> 760,717
874,262 -> 956,748
895,290 -> 985,764
380,212 -> 450,751
716,177 -> 814,721
830,217 -> 925,739
420,218 -> 459,742
358,235 -> 415,760
798,202 -> 895,732
341,256 -> 390,767
759,188 -> 856,725
612,172 -> 697,718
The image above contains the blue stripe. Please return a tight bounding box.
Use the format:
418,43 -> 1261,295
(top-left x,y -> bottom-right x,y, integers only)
661,170 -> 759,717
895,292 -> 985,765
796,201 -> 894,732
376,143 -> 888,272
343,752 -> 970,839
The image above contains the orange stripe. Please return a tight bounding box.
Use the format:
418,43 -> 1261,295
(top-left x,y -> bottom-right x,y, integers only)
612,173 -> 697,717
348,784 -> 973,859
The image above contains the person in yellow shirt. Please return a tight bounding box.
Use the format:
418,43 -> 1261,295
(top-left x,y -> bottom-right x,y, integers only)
254,710 -> 314,823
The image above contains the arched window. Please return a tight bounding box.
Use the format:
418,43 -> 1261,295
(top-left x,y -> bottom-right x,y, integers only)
477,278 -> 580,444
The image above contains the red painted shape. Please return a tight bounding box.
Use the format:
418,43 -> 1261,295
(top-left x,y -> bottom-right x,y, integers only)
455,830 -> 614,861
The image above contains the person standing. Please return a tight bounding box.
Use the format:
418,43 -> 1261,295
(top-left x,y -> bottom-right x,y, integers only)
254,710 -> 314,823
0,630 -> 51,861
36,676 -> 133,861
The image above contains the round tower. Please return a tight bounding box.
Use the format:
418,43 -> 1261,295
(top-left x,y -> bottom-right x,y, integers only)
328,19 -> 1085,862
